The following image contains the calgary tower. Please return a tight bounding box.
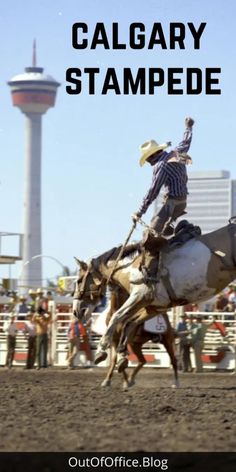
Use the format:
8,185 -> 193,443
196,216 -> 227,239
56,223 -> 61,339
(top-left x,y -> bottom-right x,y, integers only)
8,42 -> 60,292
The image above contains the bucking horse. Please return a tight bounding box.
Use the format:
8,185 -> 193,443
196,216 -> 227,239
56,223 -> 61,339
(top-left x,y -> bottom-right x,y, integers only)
73,218 -> 236,378
78,285 -> 178,389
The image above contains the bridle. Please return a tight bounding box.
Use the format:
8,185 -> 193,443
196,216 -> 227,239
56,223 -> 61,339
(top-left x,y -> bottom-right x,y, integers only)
74,264 -> 107,301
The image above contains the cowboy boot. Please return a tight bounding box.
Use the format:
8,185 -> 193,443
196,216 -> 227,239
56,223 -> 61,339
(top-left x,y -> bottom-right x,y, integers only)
140,231 -> 165,282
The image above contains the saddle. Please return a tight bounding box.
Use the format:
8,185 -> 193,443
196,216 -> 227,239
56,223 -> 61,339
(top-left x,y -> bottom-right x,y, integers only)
168,220 -> 201,250
141,220 -> 201,255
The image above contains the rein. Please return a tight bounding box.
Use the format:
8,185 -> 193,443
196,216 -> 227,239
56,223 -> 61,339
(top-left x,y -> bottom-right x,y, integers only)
74,269 -> 105,300
105,216 -> 155,284
106,221 -> 137,285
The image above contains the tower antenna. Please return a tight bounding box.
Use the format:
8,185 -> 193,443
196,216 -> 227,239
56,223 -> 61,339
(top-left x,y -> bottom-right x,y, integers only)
32,39 -> 37,67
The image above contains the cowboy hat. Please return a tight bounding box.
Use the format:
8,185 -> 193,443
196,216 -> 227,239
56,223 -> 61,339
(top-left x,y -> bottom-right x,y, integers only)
28,289 -> 36,295
139,139 -> 170,167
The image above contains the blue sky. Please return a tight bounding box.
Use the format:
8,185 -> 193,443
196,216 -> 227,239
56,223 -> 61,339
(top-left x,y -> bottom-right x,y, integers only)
0,0 -> 236,284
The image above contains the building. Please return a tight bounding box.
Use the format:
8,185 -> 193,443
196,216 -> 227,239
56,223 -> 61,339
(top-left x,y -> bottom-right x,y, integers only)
186,171 -> 236,233
8,43 -> 60,292
154,170 -> 236,234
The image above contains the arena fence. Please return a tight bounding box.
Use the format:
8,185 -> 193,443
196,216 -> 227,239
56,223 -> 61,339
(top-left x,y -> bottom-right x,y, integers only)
0,311 -> 235,370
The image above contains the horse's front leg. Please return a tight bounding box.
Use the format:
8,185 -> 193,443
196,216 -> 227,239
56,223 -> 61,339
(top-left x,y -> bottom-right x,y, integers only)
95,286 -> 150,365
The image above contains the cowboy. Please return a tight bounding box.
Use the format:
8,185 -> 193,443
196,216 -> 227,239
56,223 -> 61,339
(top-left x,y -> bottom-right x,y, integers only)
132,116 -> 194,278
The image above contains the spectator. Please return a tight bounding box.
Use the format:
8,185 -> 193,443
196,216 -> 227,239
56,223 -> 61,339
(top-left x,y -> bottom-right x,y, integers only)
176,314 -> 192,372
23,312 -> 37,369
7,296 -> 17,315
184,302 -> 200,313
223,301 -> 235,312
28,289 -> 37,312
3,313 -> 18,369
191,303 -> 199,312
189,314 -> 214,373
213,293 -> 228,312
16,295 -> 29,320
228,286 -> 236,304
33,310 -> 52,369
223,301 -> 236,326
67,316 -> 81,369
35,288 -> 47,313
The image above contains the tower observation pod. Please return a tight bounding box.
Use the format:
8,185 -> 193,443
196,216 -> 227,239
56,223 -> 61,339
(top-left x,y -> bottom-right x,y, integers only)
8,43 -> 60,292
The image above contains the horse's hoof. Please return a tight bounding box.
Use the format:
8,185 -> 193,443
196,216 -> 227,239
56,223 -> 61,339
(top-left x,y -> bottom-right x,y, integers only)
171,381 -> 180,389
122,383 -> 129,392
94,351 -> 108,365
101,379 -> 111,388
128,379 -> 135,388
117,357 -> 128,373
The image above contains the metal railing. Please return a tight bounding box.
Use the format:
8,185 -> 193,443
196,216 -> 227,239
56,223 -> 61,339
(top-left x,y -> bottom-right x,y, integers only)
0,311 -> 235,370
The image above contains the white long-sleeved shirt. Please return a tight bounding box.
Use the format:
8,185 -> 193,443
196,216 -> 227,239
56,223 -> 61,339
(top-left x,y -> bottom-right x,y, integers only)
3,320 -> 18,336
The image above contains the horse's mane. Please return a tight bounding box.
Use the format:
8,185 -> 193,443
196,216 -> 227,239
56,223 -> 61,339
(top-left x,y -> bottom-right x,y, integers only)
90,245 -> 122,269
90,244 -> 138,271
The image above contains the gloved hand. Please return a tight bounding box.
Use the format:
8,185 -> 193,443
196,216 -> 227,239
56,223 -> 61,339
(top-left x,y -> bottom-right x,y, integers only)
185,117 -> 195,127
166,141 -> 172,147
132,212 -> 141,223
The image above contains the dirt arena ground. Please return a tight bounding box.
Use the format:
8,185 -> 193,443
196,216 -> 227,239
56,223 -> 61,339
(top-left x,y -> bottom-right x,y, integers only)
0,367 -> 236,453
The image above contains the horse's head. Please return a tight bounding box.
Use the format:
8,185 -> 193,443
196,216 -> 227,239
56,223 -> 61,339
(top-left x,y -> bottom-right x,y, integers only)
72,257 -> 106,320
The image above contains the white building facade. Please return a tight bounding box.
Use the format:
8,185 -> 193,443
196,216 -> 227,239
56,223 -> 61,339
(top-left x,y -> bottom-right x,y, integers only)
186,171 -> 236,233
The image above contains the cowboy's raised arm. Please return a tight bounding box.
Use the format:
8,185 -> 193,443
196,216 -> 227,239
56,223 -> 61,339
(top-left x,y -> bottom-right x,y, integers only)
174,117 -> 194,154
